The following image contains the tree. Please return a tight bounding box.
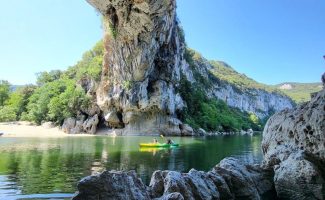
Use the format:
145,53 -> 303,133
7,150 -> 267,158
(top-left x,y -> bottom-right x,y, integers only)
48,81 -> 89,124
36,70 -> 62,86
0,80 -> 10,106
5,85 -> 36,119
26,80 -> 65,124
25,78 -> 89,125
65,40 -> 104,81
0,106 -> 17,122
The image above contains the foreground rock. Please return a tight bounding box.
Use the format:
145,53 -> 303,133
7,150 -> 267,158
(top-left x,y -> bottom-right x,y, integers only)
262,89 -> 325,199
73,158 -> 275,200
73,170 -> 150,200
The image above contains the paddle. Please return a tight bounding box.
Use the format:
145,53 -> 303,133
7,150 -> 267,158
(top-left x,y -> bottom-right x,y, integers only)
160,135 -> 165,143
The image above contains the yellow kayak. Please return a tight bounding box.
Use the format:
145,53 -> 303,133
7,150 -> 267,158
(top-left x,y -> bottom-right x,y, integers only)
139,143 -> 179,148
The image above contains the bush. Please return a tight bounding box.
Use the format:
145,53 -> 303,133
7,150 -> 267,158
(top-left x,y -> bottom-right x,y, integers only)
5,85 -> 35,119
0,106 -> 17,122
48,83 -> 90,124
25,79 -> 89,125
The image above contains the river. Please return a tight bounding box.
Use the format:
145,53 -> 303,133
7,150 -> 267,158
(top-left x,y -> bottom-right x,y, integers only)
0,135 -> 263,200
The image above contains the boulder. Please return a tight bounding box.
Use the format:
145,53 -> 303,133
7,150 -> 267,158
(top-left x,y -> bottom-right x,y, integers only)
180,124 -> 194,136
73,158 -> 275,200
240,129 -> 254,136
197,128 -> 206,136
70,119 -> 85,135
262,89 -> 325,198
72,170 -> 150,200
273,151 -> 324,200
247,129 -> 254,135
83,114 -> 99,134
41,122 -> 55,129
104,111 -> 122,128
214,157 -> 275,200
62,115 -> 99,135
62,118 -> 76,134
206,171 -> 233,200
159,192 -> 184,200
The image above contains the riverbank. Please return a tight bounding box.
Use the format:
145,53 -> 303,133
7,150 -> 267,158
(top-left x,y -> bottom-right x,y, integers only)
0,121 -> 95,138
0,121 -> 261,138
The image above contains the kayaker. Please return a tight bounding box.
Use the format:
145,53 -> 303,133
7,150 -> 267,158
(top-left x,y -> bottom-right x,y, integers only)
153,138 -> 158,143
167,139 -> 174,144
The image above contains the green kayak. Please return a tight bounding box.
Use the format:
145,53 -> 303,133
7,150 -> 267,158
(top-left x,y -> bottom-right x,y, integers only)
139,143 -> 179,148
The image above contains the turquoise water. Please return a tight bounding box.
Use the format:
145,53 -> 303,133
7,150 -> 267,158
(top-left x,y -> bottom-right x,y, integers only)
0,135 -> 263,199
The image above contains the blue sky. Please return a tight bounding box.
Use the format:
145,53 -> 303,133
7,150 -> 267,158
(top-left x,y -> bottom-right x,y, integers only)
0,0 -> 324,85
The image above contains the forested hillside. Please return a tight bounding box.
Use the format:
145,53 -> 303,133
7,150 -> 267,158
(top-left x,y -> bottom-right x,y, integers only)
209,59 -> 320,103
276,82 -> 322,103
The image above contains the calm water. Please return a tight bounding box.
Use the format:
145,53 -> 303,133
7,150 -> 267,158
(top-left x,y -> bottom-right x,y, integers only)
0,135 -> 263,200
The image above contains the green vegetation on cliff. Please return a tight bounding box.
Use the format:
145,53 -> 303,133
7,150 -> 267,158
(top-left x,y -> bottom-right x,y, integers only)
209,61 -> 273,92
181,49 -> 264,132
276,82 -> 322,103
178,76 -> 263,132
188,49 -> 317,104
0,41 -> 104,124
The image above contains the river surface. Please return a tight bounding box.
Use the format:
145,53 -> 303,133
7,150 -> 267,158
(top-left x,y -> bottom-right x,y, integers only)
0,135 -> 263,200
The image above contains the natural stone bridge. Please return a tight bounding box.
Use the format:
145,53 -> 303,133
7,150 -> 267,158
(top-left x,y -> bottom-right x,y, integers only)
86,0 -> 187,136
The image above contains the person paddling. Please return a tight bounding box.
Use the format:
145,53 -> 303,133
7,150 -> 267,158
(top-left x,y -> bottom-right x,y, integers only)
166,138 -> 175,145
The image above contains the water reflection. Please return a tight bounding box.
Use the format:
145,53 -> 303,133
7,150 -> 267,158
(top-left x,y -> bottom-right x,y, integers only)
0,135 -> 263,199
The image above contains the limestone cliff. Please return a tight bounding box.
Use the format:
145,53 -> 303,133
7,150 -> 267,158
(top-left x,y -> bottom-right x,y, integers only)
87,0 -> 186,135
183,56 -> 293,119
84,0 -> 294,135
262,88 -> 325,199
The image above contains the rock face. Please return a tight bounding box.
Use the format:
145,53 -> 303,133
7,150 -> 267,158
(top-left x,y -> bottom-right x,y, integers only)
87,0 -> 186,135
73,158 -> 275,200
84,0 -> 294,135
262,89 -> 325,199
187,56 -> 294,119
212,85 -> 293,119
